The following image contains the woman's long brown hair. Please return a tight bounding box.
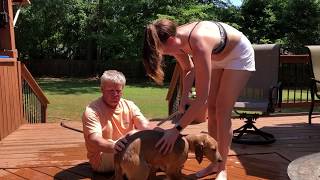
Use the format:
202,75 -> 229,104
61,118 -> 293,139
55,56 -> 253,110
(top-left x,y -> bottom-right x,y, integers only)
143,19 -> 177,85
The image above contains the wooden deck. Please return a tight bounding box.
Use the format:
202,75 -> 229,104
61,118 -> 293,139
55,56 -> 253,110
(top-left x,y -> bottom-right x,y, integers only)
0,115 -> 320,180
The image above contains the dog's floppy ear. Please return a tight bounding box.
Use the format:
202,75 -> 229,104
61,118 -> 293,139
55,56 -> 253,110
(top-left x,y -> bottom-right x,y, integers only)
195,142 -> 204,164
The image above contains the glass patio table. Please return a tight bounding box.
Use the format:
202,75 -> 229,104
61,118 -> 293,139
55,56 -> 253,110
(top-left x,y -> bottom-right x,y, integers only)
287,152 -> 320,180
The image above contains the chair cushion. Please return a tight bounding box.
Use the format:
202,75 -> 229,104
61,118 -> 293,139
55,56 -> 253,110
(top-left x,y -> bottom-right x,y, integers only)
234,100 -> 269,112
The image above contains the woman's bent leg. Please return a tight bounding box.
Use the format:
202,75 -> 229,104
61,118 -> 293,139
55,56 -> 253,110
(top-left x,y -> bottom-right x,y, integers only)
196,69 -> 223,178
214,69 -> 251,179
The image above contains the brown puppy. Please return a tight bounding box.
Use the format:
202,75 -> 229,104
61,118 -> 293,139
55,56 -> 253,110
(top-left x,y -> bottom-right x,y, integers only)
114,130 -> 222,180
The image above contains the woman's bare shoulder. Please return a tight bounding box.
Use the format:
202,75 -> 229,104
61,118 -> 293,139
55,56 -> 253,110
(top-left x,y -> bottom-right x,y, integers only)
189,22 -> 220,52
191,21 -> 219,39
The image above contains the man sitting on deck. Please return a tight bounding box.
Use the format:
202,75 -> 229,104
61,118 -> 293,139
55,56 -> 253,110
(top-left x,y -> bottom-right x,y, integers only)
82,70 -> 154,172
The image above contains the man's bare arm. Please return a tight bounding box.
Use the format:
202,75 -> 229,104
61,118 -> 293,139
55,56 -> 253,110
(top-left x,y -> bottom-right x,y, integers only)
88,133 -> 127,153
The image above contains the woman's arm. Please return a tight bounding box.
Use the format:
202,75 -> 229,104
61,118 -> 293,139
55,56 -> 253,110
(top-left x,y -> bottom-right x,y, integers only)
155,22 -> 216,155
175,53 -> 195,112
177,30 -> 214,129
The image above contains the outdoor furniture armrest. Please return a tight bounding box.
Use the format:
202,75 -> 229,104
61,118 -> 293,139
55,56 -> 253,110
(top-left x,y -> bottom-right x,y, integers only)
268,82 -> 282,113
306,45 -> 320,124
310,77 -> 320,84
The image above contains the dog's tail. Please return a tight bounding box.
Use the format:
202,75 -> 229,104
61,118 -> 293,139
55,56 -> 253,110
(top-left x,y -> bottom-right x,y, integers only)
60,121 -> 83,133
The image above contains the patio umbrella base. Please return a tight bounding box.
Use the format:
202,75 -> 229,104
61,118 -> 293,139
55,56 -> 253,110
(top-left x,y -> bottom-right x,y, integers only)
232,121 -> 276,145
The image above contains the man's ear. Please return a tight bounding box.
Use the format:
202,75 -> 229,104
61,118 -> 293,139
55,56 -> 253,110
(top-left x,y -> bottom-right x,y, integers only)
195,143 -> 204,164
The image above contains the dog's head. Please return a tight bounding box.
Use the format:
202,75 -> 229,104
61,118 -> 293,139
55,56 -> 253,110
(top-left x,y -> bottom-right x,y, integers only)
186,134 -> 222,164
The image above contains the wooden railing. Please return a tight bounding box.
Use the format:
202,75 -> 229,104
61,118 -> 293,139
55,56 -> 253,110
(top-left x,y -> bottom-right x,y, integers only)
21,63 -> 49,123
0,60 -> 46,139
0,59 -> 24,140
279,55 -> 312,107
0,0 -> 42,141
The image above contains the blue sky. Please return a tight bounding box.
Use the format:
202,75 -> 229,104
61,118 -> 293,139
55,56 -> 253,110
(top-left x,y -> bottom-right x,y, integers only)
229,0 -> 242,7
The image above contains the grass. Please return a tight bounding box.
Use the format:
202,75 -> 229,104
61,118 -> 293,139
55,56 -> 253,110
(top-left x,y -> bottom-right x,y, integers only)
37,78 -> 318,123
282,89 -> 313,101
37,78 -> 169,123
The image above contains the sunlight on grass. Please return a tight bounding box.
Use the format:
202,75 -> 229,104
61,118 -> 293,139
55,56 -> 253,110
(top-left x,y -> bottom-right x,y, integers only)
37,78 -> 168,122
123,86 -> 168,119
281,89 -> 313,101
37,78 -> 317,123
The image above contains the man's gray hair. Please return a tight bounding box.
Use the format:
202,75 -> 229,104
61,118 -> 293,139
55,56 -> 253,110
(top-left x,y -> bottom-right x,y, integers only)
100,70 -> 126,87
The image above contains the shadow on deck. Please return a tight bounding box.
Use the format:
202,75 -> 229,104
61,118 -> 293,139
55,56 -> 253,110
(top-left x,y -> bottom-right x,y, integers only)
0,115 -> 319,179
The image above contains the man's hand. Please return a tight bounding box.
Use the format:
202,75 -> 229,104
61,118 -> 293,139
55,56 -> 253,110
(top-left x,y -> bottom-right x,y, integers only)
114,137 -> 128,153
153,126 -> 165,132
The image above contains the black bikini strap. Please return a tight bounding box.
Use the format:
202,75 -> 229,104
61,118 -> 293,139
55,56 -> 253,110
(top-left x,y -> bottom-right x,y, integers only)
212,22 -> 228,54
188,22 -> 201,51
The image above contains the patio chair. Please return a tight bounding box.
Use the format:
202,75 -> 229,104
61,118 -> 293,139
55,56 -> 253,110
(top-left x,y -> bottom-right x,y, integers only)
232,44 -> 281,145
306,45 -> 320,124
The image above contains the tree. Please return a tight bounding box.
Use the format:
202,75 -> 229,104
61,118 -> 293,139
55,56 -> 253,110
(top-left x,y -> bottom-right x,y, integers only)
240,0 -> 279,43
282,0 -> 320,53
15,0 -> 92,60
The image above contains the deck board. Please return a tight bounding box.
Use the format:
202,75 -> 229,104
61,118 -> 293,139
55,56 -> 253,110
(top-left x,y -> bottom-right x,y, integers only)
0,169 -> 25,180
6,168 -> 53,179
0,115 -> 319,179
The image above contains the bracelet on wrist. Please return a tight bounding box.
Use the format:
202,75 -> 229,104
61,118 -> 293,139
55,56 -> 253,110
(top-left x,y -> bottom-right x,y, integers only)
174,123 -> 183,132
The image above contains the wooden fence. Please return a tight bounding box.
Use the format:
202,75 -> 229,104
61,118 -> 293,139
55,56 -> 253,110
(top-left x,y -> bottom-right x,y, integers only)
23,59 -> 177,81
24,59 -> 95,77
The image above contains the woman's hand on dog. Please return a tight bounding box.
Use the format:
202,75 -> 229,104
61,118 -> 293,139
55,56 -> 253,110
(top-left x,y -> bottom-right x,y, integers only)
155,127 -> 180,155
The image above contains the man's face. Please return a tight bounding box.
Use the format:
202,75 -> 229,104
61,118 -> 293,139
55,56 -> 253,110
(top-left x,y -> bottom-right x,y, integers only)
101,81 -> 123,109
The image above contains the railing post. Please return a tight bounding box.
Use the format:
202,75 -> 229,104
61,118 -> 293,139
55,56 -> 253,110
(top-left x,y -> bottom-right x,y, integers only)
41,104 -> 47,123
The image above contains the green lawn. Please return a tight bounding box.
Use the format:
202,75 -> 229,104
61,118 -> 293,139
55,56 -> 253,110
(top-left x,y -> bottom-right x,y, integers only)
37,78 -> 169,122
37,78 -> 317,123
282,89 -> 312,101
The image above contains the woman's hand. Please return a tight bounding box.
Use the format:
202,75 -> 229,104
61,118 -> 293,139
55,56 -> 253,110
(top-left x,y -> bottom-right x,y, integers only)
155,127 -> 180,155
